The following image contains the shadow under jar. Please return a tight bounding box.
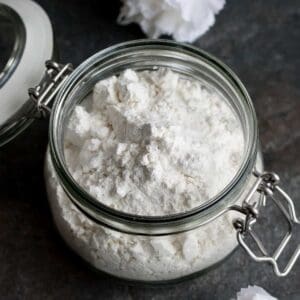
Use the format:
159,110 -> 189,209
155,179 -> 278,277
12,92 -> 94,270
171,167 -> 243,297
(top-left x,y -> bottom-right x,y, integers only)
42,40 -> 299,283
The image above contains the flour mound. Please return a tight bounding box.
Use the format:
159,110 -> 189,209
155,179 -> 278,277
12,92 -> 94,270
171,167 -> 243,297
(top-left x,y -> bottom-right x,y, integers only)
64,68 -> 244,216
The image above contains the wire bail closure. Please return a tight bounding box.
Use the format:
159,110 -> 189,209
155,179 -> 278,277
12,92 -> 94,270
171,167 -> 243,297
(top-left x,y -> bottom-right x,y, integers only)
231,171 -> 300,277
27,61 -> 299,277
28,60 -> 73,117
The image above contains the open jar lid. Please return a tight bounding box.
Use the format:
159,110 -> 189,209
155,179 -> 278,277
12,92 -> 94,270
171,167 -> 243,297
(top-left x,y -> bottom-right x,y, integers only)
0,0 -> 53,146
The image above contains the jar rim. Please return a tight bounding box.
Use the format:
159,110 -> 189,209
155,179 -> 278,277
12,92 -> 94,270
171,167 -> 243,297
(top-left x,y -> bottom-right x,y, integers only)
49,39 -> 258,235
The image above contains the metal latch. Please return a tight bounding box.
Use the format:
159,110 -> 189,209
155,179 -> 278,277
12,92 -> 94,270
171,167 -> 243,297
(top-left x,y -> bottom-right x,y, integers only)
28,60 -> 73,117
231,171 -> 300,277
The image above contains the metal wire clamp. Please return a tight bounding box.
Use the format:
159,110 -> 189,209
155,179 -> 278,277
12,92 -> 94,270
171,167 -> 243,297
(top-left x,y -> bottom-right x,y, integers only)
230,171 -> 300,276
28,60 -> 73,117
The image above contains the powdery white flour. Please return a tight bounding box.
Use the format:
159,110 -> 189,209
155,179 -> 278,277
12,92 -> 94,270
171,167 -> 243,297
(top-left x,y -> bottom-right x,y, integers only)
64,68 -> 244,216
44,68 -> 254,281
45,157 -> 246,281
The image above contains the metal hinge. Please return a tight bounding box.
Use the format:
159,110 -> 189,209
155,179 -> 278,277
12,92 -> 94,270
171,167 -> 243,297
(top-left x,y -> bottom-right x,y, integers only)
230,171 -> 300,277
28,60 -> 73,118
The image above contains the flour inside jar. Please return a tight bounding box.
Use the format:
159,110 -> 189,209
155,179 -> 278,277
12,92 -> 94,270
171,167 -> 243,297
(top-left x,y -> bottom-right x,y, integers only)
63,67 -> 244,216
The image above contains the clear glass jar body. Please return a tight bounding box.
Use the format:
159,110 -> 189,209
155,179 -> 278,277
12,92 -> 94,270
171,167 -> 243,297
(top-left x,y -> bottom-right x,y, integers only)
45,40 -> 262,282
45,152 -> 263,282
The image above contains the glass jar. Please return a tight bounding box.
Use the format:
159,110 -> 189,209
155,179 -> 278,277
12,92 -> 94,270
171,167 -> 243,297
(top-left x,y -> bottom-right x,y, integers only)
39,40 -> 298,282
0,1 -> 298,281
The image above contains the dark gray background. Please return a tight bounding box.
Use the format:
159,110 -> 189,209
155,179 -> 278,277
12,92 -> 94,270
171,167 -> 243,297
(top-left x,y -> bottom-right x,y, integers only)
0,0 -> 299,299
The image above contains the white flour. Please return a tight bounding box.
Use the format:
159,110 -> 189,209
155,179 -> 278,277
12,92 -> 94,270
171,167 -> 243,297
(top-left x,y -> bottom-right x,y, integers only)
46,154 -> 250,281
44,68 -> 256,281
64,68 -> 244,216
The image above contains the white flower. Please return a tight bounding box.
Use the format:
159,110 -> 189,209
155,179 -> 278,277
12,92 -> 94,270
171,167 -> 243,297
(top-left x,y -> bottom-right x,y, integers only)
117,0 -> 226,43
235,285 -> 277,300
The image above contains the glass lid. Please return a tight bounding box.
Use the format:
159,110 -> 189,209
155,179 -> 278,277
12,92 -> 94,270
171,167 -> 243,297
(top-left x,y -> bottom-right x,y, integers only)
0,0 -> 53,147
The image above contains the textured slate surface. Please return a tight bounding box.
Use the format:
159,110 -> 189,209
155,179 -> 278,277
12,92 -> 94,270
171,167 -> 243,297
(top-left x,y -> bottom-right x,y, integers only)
0,0 -> 299,299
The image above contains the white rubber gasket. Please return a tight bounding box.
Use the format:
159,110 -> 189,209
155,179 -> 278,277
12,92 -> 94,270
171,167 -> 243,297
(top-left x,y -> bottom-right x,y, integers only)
0,0 -> 53,124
